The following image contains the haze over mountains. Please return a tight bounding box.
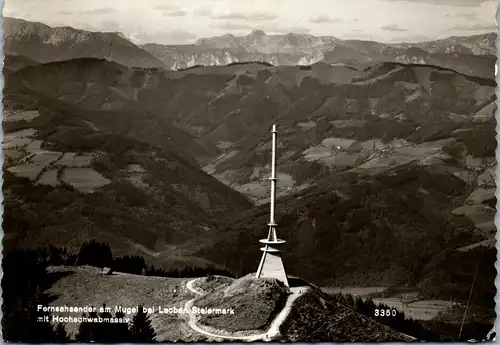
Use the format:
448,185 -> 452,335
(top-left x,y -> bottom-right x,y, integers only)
2,16 -> 497,330
4,16 -> 495,78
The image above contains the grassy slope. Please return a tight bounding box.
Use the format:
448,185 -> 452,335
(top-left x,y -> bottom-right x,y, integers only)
280,289 -> 414,341
192,275 -> 235,294
3,91 -> 252,260
194,277 -> 287,331
44,266 -> 206,342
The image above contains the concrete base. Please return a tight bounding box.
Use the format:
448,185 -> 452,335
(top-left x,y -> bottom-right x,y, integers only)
256,251 -> 289,287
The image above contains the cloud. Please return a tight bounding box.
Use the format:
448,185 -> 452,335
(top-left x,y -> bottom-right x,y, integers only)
392,34 -> 434,42
382,0 -> 492,7
129,29 -> 197,45
193,6 -> 213,16
210,11 -> 278,21
269,25 -> 311,34
381,24 -> 408,31
56,8 -> 117,16
153,4 -> 187,16
78,8 -> 117,15
65,21 -> 101,31
99,20 -> 121,32
54,19 -> 121,33
211,21 -> 255,30
154,5 -> 176,10
309,15 -> 344,23
211,21 -> 310,34
456,13 -> 477,19
3,9 -> 24,17
448,23 -> 496,30
162,9 -> 187,17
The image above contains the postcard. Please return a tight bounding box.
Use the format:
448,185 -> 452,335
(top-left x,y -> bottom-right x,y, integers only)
1,0 -> 497,342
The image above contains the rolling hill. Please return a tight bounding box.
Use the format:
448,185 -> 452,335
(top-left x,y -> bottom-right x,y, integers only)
3,82 -> 252,263
3,57 -> 218,165
6,56 -> 496,204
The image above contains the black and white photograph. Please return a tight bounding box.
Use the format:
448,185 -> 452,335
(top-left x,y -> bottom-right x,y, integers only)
1,0 -> 498,342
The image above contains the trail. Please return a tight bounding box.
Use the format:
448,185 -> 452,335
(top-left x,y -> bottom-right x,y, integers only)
183,278 -> 308,341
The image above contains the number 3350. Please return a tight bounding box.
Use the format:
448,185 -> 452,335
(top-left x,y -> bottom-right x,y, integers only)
374,309 -> 396,316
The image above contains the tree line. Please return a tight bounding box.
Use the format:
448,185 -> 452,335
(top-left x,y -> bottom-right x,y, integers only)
75,239 -> 235,277
75,303 -> 156,342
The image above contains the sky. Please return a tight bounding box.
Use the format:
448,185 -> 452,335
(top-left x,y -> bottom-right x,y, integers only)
3,0 -> 498,44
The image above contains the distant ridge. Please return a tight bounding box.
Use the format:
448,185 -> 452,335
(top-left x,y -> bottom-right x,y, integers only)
142,30 -> 495,78
3,17 -> 165,69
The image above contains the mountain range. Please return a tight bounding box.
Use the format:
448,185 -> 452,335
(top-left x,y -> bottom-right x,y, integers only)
4,17 -> 496,78
4,17 -> 165,68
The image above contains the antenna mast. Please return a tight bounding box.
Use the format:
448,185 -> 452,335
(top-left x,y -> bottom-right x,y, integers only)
269,124 -> 277,226
255,124 -> 289,287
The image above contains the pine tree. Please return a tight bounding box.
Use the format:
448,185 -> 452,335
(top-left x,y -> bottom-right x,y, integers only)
364,298 -> 376,314
54,323 -> 69,342
2,249 -> 58,342
345,293 -> 355,308
353,296 -> 365,314
93,303 -> 113,342
76,313 -> 93,342
24,287 -> 58,342
113,311 -> 133,342
130,305 -> 156,343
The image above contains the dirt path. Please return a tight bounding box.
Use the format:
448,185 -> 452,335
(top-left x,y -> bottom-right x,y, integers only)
183,278 -> 308,341
185,279 -> 203,295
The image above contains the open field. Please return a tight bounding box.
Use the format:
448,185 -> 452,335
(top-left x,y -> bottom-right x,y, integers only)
3,110 -> 40,123
371,298 -> 455,321
3,127 -> 111,192
6,163 -> 44,181
303,146 -> 360,167
36,169 -> 61,186
465,188 -> 495,205
457,239 -> 496,252
60,168 -> 111,193
56,152 -> 96,168
234,172 -> 295,202
321,137 -> 357,149
451,205 -> 496,231
321,286 -> 387,296
296,121 -> 317,130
